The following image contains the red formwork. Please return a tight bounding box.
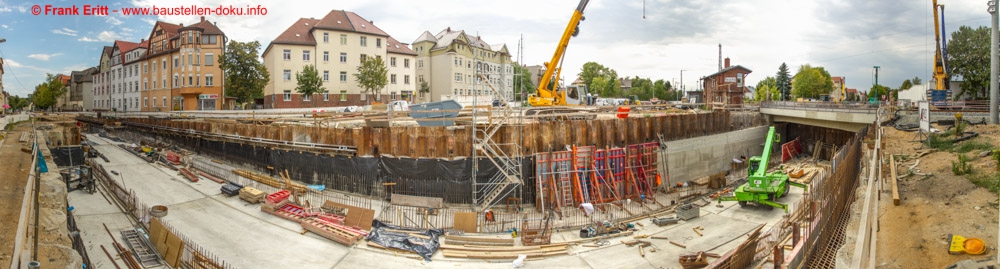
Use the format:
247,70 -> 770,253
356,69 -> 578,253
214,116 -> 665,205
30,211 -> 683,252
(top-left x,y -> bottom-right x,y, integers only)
608,148 -> 628,200
781,137 -> 803,163
629,142 -> 659,200
572,146 -> 596,204
535,151 -> 575,210
592,149 -> 620,204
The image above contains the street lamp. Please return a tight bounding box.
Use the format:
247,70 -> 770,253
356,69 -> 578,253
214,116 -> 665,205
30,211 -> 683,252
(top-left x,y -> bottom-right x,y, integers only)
0,38 -> 6,43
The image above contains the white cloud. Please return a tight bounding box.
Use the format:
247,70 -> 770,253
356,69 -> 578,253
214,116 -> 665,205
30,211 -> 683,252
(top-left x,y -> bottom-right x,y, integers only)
51,28 -> 78,36
78,31 -> 121,42
3,59 -> 52,73
1,25 -> 7,29
27,53 -> 63,61
106,16 -> 123,26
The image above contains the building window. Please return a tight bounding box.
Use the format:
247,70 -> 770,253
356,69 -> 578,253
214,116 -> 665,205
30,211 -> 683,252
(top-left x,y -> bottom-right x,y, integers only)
404,75 -> 410,85
391,91 -> 396,100
163,97 -> 167,108
143,97 -> 148,108
323,71 -> 329,81
340,53 -> 347,63
303,94 -> 310,101
205,74 -> 214,86
455,73 -> 461,82
340,34 -> 347,45
360,54 -> 367,63
283,49 -> 291,60
391,74 -> 397,84
323,33 -> 329,43
340,71 -> 347,82
390,57 -> 396,67
284,70 -> 291,81
173,75 -> 179,87
323,51 -> 329,62
302,50 -> 310,61
283,90 -> 292,101
360,36 -> 367,47
404,59 -> 410,68
205,53 -> 214,66
162,60 -> 166,69
418,60 -> 423,68
323,91 -> 329,101
173,57 -> 179,67
418,75 -> 424,83
340,90 -> 347,101
376,38 -> 381,48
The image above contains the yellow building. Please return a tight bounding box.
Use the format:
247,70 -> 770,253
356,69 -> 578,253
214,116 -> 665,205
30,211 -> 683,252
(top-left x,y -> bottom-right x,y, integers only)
412,28 -> 513,104
262,10 -> 415,108
140,17 -> 226,111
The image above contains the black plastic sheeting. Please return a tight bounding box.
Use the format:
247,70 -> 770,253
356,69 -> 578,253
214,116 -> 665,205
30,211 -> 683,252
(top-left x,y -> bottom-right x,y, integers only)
50,146 -> 85,167
118,130 -> 539,204
366,220 -> 443,261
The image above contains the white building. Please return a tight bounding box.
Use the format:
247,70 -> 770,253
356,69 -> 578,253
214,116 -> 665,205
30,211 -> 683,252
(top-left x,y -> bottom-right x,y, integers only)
108,40 -> 140,111
122,40 -> 147,112
412,28 -> 513,104
93,46 -> 113,111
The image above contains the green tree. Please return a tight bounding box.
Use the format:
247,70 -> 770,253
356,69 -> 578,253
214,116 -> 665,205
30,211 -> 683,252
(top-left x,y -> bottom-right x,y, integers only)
295,64 -> 325,107
791,65 -> 833,99
354,56 -> 388,105
31,73 -> 65,110
418,81 -> 430,101
218,40 -> 270,108
578,62 -> 608,88
652,79 -> 671,101
899,79 -> 913,91
776,63 -> 792,101
7,95 -> 30,110
949,25 -> 990,100
870,84 -> 892,100
578,62 -> 619,97
912,76 -> 922,85
630,76 -> 654,100
754,76 -> 779,101
512,64 -> 535,101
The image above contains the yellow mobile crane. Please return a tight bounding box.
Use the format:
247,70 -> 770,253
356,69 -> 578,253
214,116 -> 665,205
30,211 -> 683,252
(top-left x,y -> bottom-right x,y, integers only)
528,0 -> 589,107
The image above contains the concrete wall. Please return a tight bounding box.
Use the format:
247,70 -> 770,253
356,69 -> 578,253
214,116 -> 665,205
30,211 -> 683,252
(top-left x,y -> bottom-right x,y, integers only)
663,125 -> 769,183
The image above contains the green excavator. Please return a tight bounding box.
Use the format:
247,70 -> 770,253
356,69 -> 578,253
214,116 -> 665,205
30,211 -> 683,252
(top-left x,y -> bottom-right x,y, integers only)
718,126 -> 807,212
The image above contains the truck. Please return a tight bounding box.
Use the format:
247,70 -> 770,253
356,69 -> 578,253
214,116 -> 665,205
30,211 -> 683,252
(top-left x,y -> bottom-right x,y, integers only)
717,126 -> 807,211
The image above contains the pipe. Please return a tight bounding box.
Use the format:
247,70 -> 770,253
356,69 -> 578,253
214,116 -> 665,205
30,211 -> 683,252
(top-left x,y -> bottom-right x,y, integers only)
991,0 -> 999,124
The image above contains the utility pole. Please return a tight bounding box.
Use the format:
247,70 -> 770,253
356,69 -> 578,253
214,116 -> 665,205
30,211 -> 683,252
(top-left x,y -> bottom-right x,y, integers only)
680,70 -> 686,92
873,66 -> 880,103
990,0 -> 998,124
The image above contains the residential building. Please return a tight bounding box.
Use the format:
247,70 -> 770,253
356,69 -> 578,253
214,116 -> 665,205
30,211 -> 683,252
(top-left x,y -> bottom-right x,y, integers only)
122,40 -> 147,112
525,65 -> 544,89
831,76 -> 844,102
73,67 -> 97,111
0,58 -> 5,114
92,46 -> 113,111
54,74 -> 71,110
263,10 -> 415,108
412,27 -> 513,104
701,57 -> 751,106
619,77 -> 632,92
108,40 -> 139,111
141,17 -> 226,111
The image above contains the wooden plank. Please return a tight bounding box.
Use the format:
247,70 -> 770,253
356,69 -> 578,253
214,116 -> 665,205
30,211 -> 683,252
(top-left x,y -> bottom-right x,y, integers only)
890,154 -> 900,205
390,193 -> 444,208
453,212 -> 478,233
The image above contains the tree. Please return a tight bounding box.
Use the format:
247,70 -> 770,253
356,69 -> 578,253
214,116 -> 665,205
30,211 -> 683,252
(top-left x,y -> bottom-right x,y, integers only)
791,64 -> 833,99
295,64 -> 325,107
418,81 -> 430,101
218,40 -> 270,107
512,64 -> 535,101
899,79 -> 913,91
949,25 -> 990,100
912,76 -> 922,85
354,56 -> 388,104
754,76 -> 779,101
578,62 -> 607,88
776,63 -> 792,101
630,76 -> 654,100
31,73 -> 65,110
653,79 -> 672,101
578,62 -> 619,97
7,95 -> 30,110
870,84 -> 891,101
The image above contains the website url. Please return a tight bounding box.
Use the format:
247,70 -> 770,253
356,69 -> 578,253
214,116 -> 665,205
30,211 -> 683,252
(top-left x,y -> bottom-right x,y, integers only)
120,5 -> 267,16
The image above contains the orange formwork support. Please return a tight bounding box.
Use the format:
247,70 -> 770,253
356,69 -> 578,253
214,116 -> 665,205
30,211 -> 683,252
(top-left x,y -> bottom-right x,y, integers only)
593,149 -> 620,204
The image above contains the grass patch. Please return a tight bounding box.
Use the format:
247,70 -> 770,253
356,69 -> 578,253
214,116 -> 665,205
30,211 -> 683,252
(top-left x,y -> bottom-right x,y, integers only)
928,134 -> 953,151
968,173 -> 1000,193
956,141 -> 993,154
952,154 -> 973,175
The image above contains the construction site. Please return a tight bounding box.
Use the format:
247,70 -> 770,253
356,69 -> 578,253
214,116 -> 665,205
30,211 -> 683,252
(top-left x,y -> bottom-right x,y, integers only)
0,100 -> 898,269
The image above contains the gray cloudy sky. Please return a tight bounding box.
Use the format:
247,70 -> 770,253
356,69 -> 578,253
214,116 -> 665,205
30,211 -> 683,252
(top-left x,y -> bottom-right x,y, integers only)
1,0 -> 992,96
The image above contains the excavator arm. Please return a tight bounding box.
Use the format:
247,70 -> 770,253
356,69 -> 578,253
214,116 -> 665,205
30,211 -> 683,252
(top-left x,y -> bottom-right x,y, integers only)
529,0 -> 589,107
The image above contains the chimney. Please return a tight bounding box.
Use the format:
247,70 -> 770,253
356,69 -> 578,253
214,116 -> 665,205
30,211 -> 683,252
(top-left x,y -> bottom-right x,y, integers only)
447,27 -> 451,32
724,57 -> 731,68
180,23 -> 184,27
718,44 -> 722,71
200,16 -> 205,22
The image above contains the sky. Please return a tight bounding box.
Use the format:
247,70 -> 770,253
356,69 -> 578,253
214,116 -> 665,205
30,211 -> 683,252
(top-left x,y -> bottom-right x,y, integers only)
0,0 -> 992,98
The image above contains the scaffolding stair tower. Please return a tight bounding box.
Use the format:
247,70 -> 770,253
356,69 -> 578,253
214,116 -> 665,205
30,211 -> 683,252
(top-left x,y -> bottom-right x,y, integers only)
473,72 -> 524,211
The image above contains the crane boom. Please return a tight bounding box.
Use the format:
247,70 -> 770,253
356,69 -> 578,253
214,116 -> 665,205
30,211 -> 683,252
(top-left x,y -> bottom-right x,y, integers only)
751,126 -> 778,178
529,0 -> 589,107
932,0 -> 949,91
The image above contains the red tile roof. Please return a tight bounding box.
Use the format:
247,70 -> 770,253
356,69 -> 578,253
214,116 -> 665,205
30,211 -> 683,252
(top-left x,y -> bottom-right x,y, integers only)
271,18 -> 320,46
189,16 -> 224,35
314,10 -> 353,32
58,74 -> 70,85
386,37 -> 415,55
113,40 -> 140,64
832,76 -> 844,84
846,88 -> 858,94
344,11 -> 388,37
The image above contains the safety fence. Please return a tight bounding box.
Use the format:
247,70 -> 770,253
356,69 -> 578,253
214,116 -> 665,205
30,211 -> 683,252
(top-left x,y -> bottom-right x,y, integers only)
86,158 -> 236,269
709,121 -> 867,268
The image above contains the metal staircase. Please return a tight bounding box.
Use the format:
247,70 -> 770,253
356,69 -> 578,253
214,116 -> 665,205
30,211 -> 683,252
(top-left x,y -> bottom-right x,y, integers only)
473,71 -> 524,211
